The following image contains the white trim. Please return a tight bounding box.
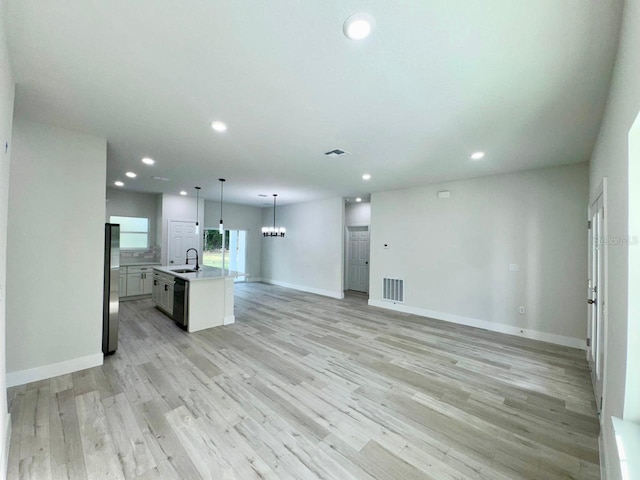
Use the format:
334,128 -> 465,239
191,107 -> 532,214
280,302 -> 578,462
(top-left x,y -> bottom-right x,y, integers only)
261,279 -> 344,299
223,315 -> 235,325
6,353 -> 103,388
2,413 -> 10,480
368,299 -> 585,349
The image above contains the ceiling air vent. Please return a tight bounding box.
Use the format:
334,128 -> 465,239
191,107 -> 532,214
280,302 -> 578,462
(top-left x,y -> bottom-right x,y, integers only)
324,149 -> 348,157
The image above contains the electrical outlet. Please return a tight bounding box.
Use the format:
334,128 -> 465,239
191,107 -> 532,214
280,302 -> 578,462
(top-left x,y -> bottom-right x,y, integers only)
519,306 -> 526,314
509,264 -> 519,272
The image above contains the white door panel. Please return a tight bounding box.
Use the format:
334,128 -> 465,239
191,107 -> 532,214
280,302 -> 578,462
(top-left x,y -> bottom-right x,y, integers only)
347,226 -> 370,293
169,221 -> 198,265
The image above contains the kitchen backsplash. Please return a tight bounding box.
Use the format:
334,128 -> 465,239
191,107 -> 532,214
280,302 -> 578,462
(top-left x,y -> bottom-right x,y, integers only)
120,245 -> 161,263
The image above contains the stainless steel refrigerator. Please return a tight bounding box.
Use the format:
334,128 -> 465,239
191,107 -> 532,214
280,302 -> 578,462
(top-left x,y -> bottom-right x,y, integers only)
102,223 -> 120,355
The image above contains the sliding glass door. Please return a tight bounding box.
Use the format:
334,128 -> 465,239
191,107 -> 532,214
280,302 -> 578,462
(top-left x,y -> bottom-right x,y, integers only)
203,229 -> 247,282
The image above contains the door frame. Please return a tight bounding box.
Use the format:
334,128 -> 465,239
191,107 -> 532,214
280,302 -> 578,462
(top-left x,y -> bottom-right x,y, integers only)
588,177 -> 608,423
345,224 -> 370,294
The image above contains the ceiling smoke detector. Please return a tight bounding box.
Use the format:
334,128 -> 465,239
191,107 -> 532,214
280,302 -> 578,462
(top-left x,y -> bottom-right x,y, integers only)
324,149 -> 348,157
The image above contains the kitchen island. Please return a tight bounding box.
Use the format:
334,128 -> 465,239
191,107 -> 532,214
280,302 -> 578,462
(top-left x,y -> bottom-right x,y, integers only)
152,265 -> 244,333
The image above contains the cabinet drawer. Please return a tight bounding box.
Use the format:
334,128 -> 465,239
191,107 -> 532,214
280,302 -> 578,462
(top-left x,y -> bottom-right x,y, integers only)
128,264 -> 159,274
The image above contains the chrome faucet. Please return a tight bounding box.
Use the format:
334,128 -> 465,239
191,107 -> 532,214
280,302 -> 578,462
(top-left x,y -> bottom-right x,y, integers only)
185,248 -> 200,271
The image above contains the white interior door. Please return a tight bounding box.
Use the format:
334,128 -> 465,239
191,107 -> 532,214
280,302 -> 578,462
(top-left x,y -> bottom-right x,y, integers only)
587,192 -> 605,414
168,220 -> 198,265
347,226 -> 370,293
227,230 -> 247,282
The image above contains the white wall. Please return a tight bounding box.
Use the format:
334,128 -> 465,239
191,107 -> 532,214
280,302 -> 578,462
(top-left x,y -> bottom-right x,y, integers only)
0,0 -> 14,474
588,0 -> 640,477
345,202 -> 371,226
261,197 -> 344,298
369,163 -> 589,347
105,187 -> 160,247
204,200 -> 262,279
160,193 -> 204,265
6,120 -> 106,385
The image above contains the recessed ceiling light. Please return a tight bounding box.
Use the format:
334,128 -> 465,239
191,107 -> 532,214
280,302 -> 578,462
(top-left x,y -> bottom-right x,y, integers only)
344,14 -> 374,40
356,197 -> 362,202
180,191 -> 187,196
211,121 -> 227,132
125,172 -> 137,178
142,157 -> 155,165
362,173 -> 371,180
258,194 -> 268,197
470,151 -> 485,160
114,181 -> 124,187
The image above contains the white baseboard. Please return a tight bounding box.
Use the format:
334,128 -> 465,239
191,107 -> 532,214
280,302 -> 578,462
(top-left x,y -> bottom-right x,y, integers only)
1,413 -> 10,480
223,315 -> 235,325
261,278 -> 344,299
6,353 -> 104,387
367,299 -> 585,349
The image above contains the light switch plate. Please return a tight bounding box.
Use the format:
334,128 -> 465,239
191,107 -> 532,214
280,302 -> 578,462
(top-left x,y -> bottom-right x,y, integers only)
509,264 -> 519,271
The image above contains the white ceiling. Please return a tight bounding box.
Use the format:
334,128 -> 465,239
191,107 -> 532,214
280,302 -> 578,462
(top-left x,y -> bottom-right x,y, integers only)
6,0 -> 622,206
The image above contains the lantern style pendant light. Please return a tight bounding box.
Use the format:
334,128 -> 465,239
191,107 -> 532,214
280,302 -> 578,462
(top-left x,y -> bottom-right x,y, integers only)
262,194 -> 286,237
218,178 -> 225,234
194,186 -> 201,234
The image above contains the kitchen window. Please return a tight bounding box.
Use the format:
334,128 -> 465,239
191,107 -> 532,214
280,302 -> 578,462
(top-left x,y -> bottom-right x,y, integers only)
110,216 -> 149,249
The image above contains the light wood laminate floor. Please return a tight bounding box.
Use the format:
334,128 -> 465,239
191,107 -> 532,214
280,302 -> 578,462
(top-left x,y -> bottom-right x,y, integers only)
7,283 -> 600,479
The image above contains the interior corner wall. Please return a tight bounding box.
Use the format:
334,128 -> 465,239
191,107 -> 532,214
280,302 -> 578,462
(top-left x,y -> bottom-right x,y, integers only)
588,0 -> 640,478
261,197 -> 344,298
105,187 -> 159,247
369,163 -> 589,348
345,202 -> 371,226
6,119 -> 106,386
0,0 -> 14,474
203,200 -> 262,280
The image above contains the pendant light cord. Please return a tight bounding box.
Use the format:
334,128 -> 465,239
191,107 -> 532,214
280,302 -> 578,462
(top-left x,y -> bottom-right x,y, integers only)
273,194 -> 277,229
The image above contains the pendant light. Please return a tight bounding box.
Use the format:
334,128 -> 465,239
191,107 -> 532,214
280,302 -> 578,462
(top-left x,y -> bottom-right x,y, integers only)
262,194 -> 286,237
218,178 -> 225,234
194,186 -> 201,234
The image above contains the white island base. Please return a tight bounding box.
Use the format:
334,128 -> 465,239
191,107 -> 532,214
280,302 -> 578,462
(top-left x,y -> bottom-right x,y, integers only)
152,265 -> 243,333
187,275 -> 236,331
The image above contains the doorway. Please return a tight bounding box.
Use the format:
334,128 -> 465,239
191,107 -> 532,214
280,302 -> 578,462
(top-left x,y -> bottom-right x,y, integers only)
587,180 -> 607,416
203,229 -> 247,282
347,226 -> 370,293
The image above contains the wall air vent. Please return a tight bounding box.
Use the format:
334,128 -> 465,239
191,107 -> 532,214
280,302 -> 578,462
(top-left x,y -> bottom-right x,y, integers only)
383,278 -> 404,303
324,149 -> 348,157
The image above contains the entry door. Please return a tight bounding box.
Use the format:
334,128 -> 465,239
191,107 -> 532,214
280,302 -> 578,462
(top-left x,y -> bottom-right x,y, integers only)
347,226 -> 370,293
587,193 -> 605,413
168,221 -> 198,265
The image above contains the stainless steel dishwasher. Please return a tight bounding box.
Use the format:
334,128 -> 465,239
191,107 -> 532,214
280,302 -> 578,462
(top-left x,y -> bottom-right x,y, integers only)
173,277 -> 189,329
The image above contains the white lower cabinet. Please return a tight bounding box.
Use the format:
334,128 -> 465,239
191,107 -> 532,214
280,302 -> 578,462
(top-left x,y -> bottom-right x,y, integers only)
119,270 -> 127,296
121,264 -> 159,298
153,271 -> 175,317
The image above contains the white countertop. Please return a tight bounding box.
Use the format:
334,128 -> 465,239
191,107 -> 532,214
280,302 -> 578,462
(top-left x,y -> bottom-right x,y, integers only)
121,260 -> 161,267
153,265 -> 245,282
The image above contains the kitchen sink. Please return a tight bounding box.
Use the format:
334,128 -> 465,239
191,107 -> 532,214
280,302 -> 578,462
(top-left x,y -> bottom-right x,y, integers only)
171,268 -> 198,274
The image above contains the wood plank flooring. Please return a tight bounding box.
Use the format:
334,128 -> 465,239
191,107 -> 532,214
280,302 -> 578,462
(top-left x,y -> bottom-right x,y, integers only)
7,283 -> 600,479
